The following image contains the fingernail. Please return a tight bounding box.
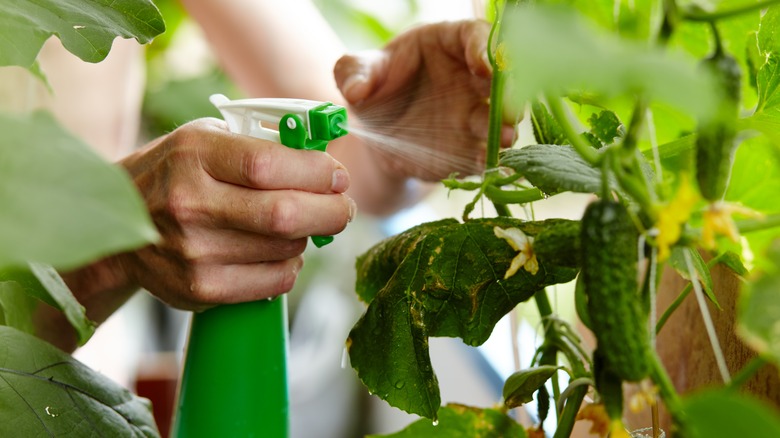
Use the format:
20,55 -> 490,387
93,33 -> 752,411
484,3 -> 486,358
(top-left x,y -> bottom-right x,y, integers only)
348,197 -> 358,222
332,168 -> 350,193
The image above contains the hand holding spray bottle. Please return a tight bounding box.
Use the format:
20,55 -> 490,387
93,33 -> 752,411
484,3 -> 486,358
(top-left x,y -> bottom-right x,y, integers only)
172,94 -> 348,438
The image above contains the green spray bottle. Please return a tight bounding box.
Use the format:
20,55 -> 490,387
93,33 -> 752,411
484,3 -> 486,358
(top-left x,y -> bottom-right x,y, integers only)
171,94 -> 348,437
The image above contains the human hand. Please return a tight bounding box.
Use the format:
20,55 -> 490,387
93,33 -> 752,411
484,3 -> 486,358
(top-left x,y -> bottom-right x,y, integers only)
115,118 -> 355,311
334,20 -> 514,182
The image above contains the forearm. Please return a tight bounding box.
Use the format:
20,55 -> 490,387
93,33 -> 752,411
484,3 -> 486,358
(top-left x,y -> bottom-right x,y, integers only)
179,0 -> 345,101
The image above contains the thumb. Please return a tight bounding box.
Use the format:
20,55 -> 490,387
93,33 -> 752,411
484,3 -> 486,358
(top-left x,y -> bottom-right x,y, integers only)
334,50 -> 387,104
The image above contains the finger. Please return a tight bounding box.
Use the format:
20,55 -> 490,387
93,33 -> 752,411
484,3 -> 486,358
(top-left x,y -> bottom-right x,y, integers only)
334,50 -> 388,104
461,20 -> 492,77
207,186 -> 357,238
190,258 -> 305,307
469,103 -> 491,140
175,229 -> 308,265
192,122 -> 351,193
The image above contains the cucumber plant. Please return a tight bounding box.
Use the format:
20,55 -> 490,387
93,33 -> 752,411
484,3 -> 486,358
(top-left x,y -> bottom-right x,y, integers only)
349,1 -> 780,437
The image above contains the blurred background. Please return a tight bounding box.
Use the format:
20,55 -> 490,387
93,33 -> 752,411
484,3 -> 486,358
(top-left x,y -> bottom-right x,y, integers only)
60,0 -> 589,436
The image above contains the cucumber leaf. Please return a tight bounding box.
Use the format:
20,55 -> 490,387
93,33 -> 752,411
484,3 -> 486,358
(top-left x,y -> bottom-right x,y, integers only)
350,218 -> 579,420
755,5 -> 780,114
738,240 -> 780,366
0,326 -> 159,437
503,4 -> 719,120
669,247 -> 720,310
684,389 -> 780,438
0,282 -> 36,334
0,0 -> 165,69
368,403 -> 527,438
0,111 -> 159,271
500,144 -> 604,196
503,365 -> 559,409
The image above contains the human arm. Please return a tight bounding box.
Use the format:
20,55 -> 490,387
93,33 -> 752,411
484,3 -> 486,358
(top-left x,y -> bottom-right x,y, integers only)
180,0 -> 512,215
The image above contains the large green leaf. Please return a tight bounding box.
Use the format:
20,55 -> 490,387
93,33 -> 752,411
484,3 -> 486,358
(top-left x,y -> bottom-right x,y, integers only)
0,282 -> 36,334
683,389 -> 780,438
0,111 -> 159,271
350,218 -> 579,420
0,0 -> 165,68
738,240 -> 780,365
0,326 -> 159,437
368,403 -> 527,438
500,144 -> 604,196
755,5 -> 780,113
503,5 -> 719,120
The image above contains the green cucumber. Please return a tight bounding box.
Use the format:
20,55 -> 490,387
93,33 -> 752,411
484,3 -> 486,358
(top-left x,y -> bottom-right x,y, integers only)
581,200 -> 649,382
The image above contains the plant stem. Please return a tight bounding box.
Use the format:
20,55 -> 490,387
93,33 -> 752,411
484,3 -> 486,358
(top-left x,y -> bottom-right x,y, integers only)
486,69 -> 506,172
545,94 -> 600,166
656,282 -> 691,334
682,0 -> 780,22
737,213 -> 780,234
553,385 -> 588,438
485,186 -> 545,205
649,352 -> 686,431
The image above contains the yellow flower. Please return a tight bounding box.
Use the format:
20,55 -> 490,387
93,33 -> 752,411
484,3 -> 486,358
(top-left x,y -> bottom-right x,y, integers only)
610,420 -> 631,438
576,403 -> 610,437
702,201 -> 763,250
655,175 -> 699,261
629,380 -> 658,413
494,226 -> 539,278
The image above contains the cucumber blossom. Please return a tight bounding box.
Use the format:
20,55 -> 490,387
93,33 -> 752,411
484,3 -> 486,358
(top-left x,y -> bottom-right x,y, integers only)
580,200 -> 649,382
695,49 -> 742,202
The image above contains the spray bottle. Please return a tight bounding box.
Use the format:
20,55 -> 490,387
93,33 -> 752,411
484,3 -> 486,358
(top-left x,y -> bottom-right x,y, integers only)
171,94 -> 348,437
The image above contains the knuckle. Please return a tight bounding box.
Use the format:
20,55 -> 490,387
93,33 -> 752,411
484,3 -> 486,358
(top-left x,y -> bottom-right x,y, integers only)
242,149 -> 275,187
267,198 -> 298,236
163,186 -> 199,224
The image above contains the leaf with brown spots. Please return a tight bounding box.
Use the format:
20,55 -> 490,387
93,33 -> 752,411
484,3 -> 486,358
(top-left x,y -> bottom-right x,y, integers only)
349,218 -> 579,420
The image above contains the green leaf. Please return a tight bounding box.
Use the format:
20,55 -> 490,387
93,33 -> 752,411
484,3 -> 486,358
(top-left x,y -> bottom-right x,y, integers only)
0,326 -> 159,437
29,263 -> 96,344
738,240 -> 780,365
500,144 -> 604,196
588,110 -> 624,146
0,111 -> 159,271
350,218 -> 579,420
683,389 -> 780,438
502,365 -> 559,409
712,250 -> 749,277
668,247 -> 720,310
755,5 -> 780,113
0,282 -> 36,334
0,0 -> 165,69
530,101 -> 567,145
503,5 -> 719,120
726,135 -> 780,213
0,264 -> 96,345
368,403 -> 527,438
